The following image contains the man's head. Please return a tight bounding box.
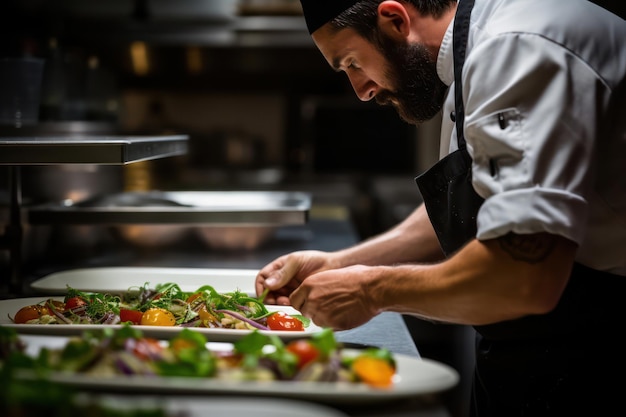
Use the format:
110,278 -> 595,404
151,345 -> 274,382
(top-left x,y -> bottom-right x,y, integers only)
300,0 -> 456,124
301,0 -> 456,36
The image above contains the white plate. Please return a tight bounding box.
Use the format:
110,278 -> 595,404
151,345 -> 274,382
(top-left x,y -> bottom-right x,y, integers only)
80,396 -> 350,417
0,297 -> 323,342
30,266 -> 258,295
16,335 -> 459,405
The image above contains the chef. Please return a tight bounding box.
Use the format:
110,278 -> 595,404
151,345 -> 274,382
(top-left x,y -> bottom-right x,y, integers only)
256,1 -> 626,415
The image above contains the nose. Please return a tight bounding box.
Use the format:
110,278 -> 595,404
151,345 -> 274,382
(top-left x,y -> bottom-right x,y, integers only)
348,72 -> 378,101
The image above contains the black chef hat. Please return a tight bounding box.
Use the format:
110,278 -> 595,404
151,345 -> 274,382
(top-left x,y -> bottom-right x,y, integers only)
300,0 -> 360,34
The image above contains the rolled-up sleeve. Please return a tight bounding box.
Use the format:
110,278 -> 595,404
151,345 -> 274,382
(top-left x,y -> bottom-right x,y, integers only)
462,34 -> 603,245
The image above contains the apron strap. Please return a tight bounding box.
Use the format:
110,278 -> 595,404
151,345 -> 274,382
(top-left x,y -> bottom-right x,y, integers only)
453,0 -> 475,149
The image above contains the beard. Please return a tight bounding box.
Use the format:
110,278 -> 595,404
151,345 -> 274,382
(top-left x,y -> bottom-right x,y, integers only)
373,33 -> 448,125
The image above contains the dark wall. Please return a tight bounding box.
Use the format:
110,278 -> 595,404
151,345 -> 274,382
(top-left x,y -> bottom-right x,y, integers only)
589,0 -> 626,18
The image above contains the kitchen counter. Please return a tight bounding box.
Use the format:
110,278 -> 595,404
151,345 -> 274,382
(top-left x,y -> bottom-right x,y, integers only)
13,213 -> 456,417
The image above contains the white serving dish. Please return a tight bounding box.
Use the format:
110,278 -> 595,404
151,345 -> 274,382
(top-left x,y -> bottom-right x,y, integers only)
30,266 -> 258,295
1,297 -> 321,342
14,334 -> 459,405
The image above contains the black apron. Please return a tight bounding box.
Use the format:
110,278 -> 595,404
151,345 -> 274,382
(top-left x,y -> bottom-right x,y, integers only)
415,1 -> 625,415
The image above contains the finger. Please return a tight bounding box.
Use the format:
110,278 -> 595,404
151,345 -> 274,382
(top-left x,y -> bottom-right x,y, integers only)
255,260 -> 284,296
275,295 -> 291,305
289,285 -> 307,315
255,274 -> 269,298
264,258 -> 302,290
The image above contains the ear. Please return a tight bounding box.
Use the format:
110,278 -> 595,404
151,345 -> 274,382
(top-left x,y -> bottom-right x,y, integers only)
377,0 -> 412,40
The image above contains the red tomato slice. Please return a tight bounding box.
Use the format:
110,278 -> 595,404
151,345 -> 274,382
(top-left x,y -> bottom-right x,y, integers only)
266,311 -> 304,331
65,296 -> 87,311
120,308 -> 144,325
286,339 -> 319,369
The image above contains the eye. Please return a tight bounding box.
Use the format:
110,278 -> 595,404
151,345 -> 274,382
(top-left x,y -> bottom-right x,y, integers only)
347,60 -> 361,70
340,57 -> 360,71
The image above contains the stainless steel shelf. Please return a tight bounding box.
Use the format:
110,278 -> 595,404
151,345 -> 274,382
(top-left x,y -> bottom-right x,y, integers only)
27,191 -> 311,226
0,135 -> 188,165
0,134 -> 188,295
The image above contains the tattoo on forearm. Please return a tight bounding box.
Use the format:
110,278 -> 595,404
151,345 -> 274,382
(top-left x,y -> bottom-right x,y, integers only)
498,233 -> 557,263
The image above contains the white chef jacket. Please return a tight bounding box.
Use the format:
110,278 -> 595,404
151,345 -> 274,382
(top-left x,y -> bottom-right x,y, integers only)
436,0 -> 626,275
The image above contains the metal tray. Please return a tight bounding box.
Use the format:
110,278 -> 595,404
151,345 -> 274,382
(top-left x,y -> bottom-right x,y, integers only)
26,190 -> 311,226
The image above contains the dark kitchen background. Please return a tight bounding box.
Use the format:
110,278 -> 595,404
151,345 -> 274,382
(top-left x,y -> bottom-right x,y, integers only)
1,2 -> 622,417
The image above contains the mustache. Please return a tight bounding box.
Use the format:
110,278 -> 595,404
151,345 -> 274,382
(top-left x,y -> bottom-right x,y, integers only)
374,90 -> 397,106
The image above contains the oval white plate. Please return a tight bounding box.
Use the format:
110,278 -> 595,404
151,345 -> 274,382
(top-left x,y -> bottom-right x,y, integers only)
72,395 -> 350,417
0,297 -> 322,342
30,266 -> 258,295
15,334 -> 459,405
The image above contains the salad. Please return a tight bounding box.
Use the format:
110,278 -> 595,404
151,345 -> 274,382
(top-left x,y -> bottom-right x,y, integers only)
0,325 -> 397,388
10,283 -> 309,331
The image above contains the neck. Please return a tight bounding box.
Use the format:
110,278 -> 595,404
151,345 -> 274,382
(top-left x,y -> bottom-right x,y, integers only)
408,2 -> 458,56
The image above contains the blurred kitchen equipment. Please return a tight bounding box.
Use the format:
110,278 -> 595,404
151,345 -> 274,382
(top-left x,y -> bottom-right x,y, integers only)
13,122 -> 124,205
0,57 -> 45,128
239,0 -> 302,15
38,37 -> 120,123
0,121 -> 125,265
197,226 -> 275,250
60,0 -> 240,21
27,190 -> 311,251
150,0 -> 240,21
72,192 -> 191,248
189,128 -> 267,169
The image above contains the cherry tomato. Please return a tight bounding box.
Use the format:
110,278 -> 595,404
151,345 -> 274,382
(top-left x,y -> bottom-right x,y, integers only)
286,339 -> 319,369
351,356 -> 395,388
266,311 -> 304,331
65,296 -> 87,310
120,308 -> 144,325
13,305 -> 51,324
140,308 -> 176,326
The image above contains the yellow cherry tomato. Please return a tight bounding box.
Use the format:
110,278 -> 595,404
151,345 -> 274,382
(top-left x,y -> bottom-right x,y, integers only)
140,307 -> 176,326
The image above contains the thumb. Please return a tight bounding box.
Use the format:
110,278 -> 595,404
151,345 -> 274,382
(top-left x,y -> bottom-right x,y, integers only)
264,259 -> 300,289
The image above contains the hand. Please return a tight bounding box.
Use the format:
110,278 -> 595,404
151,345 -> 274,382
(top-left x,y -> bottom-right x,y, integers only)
255,250 -> 335,305
289,265 -> 381,330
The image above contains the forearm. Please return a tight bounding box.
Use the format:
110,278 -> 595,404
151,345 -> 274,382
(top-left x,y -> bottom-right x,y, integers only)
330,204 -> 444,268
369,233 -> 577,325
